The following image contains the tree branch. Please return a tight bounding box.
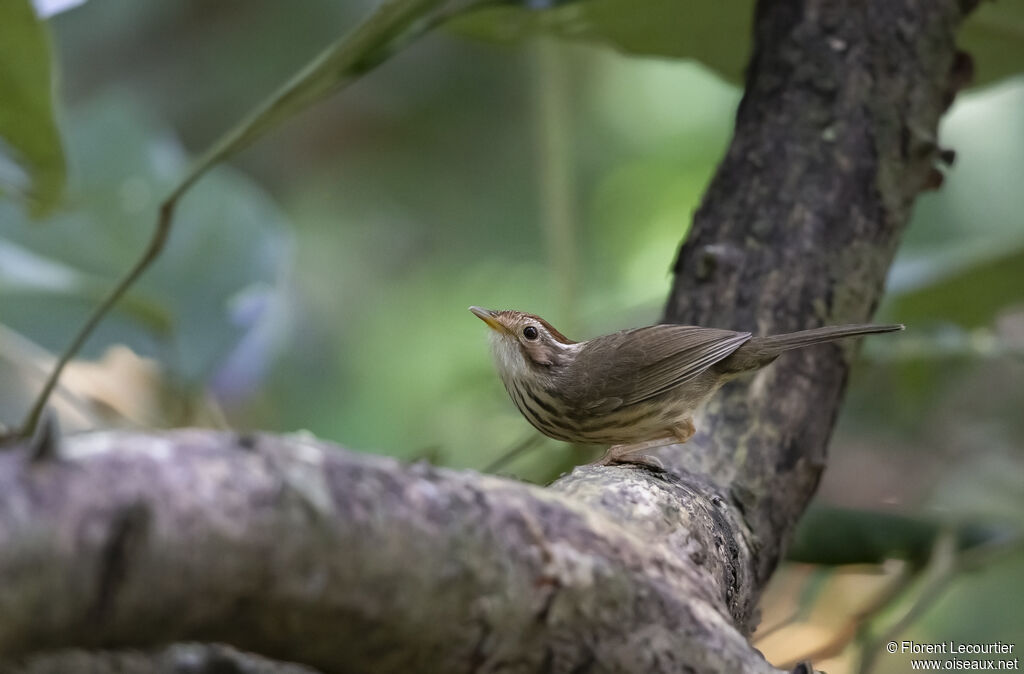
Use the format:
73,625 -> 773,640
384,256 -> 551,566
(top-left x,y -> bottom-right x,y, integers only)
663,0 -> 972,588
2,644 -> 319,674
0,431 -> 780,674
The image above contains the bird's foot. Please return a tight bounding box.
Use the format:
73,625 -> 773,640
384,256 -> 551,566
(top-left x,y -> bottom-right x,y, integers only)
590,421 -> 696,471
592,442 -> 667,471
610,453 -> 665,471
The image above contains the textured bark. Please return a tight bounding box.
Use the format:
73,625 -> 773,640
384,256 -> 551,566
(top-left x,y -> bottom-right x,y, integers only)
662,0 -> 971,588
1,644 -> 318,674
0,0 -> 972,672
0,431 -> 780,674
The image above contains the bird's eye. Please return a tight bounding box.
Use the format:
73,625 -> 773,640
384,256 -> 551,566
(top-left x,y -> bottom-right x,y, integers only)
523,326 -> 539,340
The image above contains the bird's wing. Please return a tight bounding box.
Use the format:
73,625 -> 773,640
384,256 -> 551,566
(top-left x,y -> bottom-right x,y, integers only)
569,325 -> 752,413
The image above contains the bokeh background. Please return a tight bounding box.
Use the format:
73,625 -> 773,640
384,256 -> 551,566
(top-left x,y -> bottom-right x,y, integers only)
1,1 -> 1022,672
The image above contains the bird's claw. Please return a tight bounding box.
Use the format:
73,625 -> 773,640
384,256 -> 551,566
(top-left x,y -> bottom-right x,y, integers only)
591,451 -> 666,472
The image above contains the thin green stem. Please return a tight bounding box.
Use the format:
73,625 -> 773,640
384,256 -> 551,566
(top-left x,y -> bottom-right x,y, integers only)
530,38 -> 579,330
16,201 -> 176,437
9,0 -> 487,440
482,432 -> 545,474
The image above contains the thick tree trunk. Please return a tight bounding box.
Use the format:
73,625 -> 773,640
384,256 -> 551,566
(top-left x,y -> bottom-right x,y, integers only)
662,0 -> 973,588
0,0 -> 973,672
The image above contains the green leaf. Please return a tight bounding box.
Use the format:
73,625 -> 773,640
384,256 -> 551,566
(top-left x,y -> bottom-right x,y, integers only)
0,238 -> 172,334
879,80 -> 1024,330
959,1 -> 1024,87
787,506 -> 1007,566
0,0 -> 66,215
169,0 -> 463,203
882,248 -> 1024,330
451,0 -> 754,83
453,0 -> 1024,87
0,94 -> 291,388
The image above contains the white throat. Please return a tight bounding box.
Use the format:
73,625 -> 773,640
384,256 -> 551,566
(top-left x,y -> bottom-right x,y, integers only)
488,333 -> 530,381
487,332 -> 582,384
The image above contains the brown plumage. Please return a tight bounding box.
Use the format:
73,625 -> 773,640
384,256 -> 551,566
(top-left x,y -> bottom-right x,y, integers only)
470,306 -> 903,464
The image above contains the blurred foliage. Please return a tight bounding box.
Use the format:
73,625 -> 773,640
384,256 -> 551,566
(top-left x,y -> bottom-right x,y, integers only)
0,0 -> 65,215
756,561 -> 912,671
886,249 -> 1024,329
0,95 -> 292,400
452,0 -> 754,82
454,0 -> 1024,86
0,0 -> 1022,668
788,506 -> 1007,567
756,540 -> 1024,673
958,1 -> 1024,86
168,0 -> 477,204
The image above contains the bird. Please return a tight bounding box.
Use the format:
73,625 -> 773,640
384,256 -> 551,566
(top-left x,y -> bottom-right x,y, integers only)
470,306 -> 903,466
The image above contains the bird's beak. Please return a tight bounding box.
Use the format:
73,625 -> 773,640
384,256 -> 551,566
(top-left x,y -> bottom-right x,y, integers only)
469,306 -> 508,334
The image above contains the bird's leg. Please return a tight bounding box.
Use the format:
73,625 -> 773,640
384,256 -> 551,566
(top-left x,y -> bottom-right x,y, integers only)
592,419 -> 697,468
673,418 -> 696,443
594,438 -> 672,466
593,440 -> 670,468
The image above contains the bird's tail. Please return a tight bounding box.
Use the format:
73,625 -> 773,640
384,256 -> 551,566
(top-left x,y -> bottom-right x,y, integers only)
719,323 -> 904,373
754,323 -> 904,353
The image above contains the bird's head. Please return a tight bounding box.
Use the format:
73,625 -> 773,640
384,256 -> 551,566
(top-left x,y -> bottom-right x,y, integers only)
469,306 -> 578,378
